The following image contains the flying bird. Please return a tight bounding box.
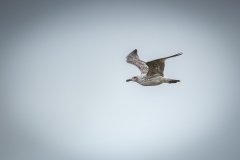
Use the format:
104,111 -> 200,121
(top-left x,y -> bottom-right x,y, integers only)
126,49 -> 182,86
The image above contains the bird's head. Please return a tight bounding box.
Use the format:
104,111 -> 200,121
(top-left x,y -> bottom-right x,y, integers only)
126,76 -> 139,82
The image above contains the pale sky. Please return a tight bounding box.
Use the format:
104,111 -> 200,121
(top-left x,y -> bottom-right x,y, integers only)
0,1 -> 240,160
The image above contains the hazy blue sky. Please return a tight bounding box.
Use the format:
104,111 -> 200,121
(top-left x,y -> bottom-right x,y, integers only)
0,1 -> 240,160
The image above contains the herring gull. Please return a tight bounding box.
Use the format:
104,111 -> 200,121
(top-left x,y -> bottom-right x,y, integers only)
126,49 -> 183,86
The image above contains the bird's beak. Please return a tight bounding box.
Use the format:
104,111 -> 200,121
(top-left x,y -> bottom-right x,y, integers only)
126,79 -> 131,82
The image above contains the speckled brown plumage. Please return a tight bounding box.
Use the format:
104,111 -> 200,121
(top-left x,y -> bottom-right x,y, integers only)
126,49 -> 182,86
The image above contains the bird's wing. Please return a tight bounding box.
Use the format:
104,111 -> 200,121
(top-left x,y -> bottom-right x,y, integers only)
146,52 -> 182,77
126,49 -> 148,74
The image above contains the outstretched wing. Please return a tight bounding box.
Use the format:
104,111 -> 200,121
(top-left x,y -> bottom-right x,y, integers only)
146,52 -> 182,77
126,49 -> 148,74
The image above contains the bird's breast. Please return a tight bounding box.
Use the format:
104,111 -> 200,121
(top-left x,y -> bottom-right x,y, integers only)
139,76 -> 164,86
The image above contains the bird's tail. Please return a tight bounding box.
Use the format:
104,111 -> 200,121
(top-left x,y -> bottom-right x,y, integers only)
168,79 -> 180,83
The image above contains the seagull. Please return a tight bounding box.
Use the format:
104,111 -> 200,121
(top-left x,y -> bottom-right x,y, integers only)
126,49 -> 183,86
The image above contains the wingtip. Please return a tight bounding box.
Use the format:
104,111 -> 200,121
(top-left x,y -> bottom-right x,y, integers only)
129,49 -> 137,54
